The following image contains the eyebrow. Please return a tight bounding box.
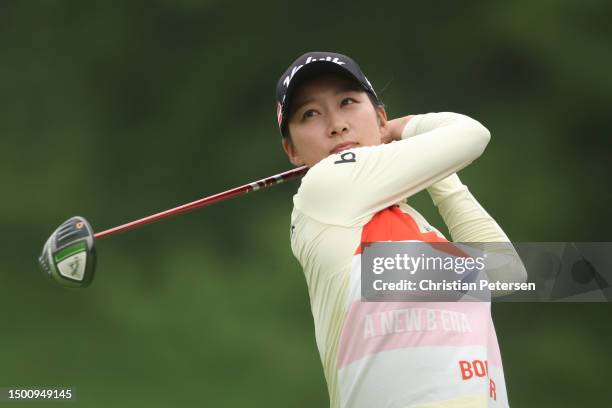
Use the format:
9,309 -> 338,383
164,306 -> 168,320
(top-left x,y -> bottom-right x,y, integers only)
290,85 -> 363,116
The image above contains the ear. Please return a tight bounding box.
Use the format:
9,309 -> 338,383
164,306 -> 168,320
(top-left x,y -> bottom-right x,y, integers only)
281,137 -> 305,166
375,106 -> 390,140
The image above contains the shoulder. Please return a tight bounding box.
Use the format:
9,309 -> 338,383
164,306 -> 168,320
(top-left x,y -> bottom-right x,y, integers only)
293,146 -> 374,224
296,143 -> 395,199
294,150 -> 354,204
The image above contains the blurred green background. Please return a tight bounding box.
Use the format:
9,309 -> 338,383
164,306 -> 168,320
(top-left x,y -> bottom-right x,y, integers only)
1,1 -> 611,407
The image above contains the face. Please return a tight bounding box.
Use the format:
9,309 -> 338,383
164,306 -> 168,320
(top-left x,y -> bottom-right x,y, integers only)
281,73 -> 388,167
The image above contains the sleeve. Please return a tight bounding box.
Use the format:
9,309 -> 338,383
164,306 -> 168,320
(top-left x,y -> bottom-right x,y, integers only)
293,112 -> 491,227
427,174 -> 528,296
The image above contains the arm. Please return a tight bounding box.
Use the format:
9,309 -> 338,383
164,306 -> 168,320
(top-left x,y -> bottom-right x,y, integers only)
294,112 -> 491,227
427,174 -> 528,296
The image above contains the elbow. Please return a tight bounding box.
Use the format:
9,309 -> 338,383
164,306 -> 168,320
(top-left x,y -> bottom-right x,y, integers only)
475,122 -> 491,148
443,112 -> 491,157
463,120 -> 491,158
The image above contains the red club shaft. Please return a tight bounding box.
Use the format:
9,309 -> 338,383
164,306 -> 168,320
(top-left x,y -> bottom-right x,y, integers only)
94,166 -> 308,239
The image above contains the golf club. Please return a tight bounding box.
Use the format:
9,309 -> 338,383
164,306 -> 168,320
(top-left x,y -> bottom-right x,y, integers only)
38,166 -> 308,288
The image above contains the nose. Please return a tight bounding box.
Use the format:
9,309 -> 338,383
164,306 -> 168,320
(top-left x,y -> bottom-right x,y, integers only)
328,114 -> 349,137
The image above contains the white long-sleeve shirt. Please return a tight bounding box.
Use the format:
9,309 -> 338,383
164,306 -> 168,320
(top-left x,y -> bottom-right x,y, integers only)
289,112 -> 524,408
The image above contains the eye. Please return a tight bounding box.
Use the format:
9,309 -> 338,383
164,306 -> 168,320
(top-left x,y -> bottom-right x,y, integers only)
341,97 -> 357,106
303,109 -> 319,119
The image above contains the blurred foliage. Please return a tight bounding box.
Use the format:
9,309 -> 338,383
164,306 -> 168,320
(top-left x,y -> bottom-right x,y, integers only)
1,1 -> 611,407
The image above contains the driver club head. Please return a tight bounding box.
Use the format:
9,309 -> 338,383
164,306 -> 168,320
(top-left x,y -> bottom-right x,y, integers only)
38,216 -> 97,288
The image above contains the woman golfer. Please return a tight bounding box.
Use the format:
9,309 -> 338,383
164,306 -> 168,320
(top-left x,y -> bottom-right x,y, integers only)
275,52 -> 525,408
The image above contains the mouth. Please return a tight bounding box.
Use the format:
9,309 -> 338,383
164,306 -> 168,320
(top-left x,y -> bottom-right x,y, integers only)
331,142 -> 359,154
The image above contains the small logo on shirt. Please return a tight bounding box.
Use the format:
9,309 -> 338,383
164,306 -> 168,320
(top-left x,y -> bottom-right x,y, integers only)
334,151 -> 357,164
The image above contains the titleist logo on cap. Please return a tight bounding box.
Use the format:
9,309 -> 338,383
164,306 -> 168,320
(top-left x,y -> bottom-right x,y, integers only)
282,56 -> 346,89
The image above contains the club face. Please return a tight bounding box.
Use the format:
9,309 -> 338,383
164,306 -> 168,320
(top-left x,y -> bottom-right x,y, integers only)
38,216 -> 96,288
